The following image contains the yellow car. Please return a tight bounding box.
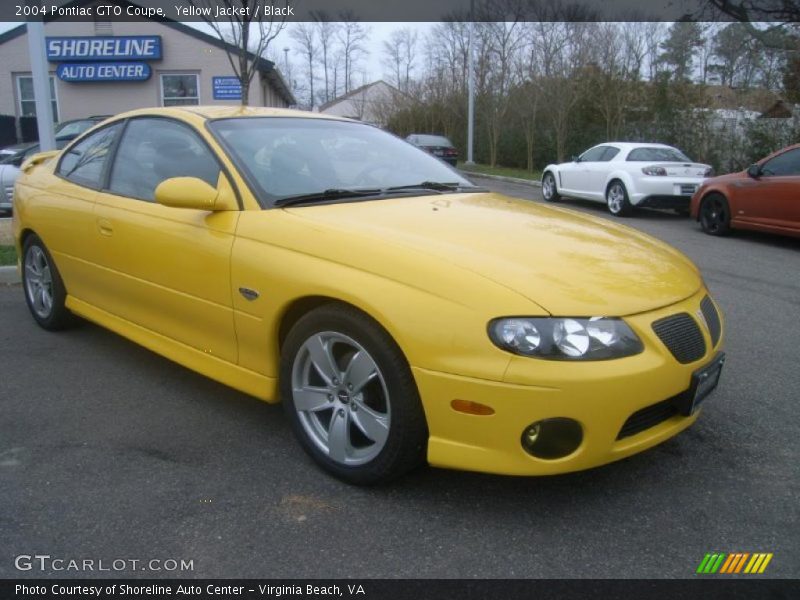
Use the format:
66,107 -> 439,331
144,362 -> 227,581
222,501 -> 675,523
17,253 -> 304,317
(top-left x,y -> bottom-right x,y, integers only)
13,107 -> 725,484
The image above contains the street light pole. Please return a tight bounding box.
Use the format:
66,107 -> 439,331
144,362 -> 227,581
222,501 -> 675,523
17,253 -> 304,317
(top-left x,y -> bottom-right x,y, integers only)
466,0 -> 475,165
26,16 -> 55,151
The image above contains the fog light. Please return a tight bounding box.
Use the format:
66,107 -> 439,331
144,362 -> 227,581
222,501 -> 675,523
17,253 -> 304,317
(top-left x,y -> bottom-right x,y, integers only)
521,418 -> 583,459
523,423 -> 540,445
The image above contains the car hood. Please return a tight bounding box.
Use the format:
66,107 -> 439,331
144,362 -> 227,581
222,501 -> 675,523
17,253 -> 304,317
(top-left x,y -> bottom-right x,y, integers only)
705,170 -> 747,184
284,193 -> 701,316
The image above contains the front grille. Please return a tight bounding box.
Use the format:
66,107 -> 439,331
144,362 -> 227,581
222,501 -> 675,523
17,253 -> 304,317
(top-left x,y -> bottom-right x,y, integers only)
700,295 -> 721,347
617,397 -> 680,440
3,186 -> 12,202
652,313 -> 706,364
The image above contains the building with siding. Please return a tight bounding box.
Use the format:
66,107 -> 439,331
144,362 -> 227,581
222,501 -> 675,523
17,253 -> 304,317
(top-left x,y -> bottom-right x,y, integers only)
0,1 -> 294,126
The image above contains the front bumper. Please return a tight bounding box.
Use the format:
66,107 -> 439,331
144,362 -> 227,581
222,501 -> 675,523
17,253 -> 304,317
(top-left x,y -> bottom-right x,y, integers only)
414,288 -> 723,475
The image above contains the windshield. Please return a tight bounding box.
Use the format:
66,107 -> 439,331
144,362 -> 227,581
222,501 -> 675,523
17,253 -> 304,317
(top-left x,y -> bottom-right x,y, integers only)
208,117 -> 474,206
626,147 -> 691,162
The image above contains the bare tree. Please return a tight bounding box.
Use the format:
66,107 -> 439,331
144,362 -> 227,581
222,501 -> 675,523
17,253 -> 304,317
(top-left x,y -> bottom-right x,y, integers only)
188,0 -> 287,106
337,11 -> 370,94
290,22 -> 316,109
383,28 -> 418,92
311,12 -> 338,104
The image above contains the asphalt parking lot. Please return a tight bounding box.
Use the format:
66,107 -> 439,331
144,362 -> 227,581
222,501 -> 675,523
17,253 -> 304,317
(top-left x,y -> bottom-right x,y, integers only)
1,180 -> 798,579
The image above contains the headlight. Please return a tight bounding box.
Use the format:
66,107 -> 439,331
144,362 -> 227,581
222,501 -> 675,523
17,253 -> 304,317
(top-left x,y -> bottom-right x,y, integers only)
488,317 -> 643,360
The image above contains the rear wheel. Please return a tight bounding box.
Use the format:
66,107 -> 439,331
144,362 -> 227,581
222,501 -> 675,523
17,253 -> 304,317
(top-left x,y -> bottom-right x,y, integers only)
699,193 -> 731,236
280,304 -> 428,485
541,172 -> 560,202
606,180 -> 632,217
21,234 -> 73,330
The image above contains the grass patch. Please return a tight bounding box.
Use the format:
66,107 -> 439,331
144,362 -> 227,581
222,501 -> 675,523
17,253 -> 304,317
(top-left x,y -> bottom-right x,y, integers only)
459,162 -> 542,182
0,245 -> 17,266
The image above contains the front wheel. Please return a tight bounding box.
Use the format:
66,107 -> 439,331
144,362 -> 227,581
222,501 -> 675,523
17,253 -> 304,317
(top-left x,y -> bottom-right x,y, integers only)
606,181 -> 632,217
21,234 -> 73,330
699,193 -> 731,236
541,172 -> 560,202
280,304 -> 428,485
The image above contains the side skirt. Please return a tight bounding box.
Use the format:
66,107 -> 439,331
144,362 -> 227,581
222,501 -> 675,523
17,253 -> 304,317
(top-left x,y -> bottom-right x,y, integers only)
66,295 -> 279,403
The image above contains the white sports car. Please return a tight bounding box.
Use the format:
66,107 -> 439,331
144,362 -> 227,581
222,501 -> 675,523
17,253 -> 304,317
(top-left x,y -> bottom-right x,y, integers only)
541,142 -> 712,216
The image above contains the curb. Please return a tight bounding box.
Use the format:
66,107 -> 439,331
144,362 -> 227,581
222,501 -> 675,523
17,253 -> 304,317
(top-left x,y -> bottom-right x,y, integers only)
0,265 -> 20,285
460,170 -> 542,187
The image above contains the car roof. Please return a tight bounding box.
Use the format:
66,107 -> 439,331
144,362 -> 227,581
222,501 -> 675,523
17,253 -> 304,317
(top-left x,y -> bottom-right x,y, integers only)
111,106 -> 347,122
599,142 -> 676,150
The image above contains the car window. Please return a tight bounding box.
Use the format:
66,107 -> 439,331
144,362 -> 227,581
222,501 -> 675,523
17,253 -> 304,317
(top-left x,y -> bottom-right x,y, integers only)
626,147 -> 691,162
600,147 -> 620,161
209,117 -> 473,205
413,135 -> 453,147
108,118 -> 220,202
579,146 -> 607,162
57,123 -> 122,188
55,119 -> 96,138
761,148 -> 800,176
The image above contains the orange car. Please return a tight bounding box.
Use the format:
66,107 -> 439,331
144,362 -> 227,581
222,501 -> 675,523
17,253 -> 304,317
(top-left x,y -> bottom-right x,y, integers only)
691,144 -> 800,238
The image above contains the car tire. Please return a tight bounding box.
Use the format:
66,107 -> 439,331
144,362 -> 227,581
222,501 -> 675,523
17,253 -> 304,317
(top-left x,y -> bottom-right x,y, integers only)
606,180 -> 632,217
280,303 -> 428,485
21,233 -> 74,330
699,193 -> 731,236
541,172 -> 560,202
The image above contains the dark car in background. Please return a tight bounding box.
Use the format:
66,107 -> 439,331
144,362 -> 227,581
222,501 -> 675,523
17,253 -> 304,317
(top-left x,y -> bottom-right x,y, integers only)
691,143 -> 800,238
406,134 -> 459,166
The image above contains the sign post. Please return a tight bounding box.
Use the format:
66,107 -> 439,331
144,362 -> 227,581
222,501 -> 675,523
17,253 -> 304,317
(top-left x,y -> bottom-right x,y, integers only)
26,18 -> 55,150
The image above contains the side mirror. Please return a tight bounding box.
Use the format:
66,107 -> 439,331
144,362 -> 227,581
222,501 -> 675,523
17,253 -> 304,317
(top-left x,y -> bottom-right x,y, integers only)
155,177 -> 228,211
746,164 -> 761,178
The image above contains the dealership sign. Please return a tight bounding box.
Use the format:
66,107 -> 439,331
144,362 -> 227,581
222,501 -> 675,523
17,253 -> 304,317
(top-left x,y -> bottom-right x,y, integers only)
212,77 -> 242,100
46,36 -> 162,61
56,62 -> 152,82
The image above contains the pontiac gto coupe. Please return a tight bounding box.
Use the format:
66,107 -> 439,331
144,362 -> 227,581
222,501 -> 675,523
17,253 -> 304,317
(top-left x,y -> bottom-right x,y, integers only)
13,107 -> 724,484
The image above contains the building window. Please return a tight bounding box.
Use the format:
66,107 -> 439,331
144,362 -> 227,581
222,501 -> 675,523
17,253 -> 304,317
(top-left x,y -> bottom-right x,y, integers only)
160,74 -> 200,106
17,75 -> 59,122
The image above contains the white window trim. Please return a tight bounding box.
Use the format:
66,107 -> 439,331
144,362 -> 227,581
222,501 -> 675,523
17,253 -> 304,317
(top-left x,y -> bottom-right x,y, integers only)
16,74 -> 60,121
159,72 -> 201,106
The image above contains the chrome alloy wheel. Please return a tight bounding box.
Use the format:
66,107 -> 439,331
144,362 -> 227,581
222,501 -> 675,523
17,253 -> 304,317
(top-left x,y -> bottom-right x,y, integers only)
542,173 -> 556,200
607,183 -> 625,214
24,245 -> 54,319
291,332 -> 391,466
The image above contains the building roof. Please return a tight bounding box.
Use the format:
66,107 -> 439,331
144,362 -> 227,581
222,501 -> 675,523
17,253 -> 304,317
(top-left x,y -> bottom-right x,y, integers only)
0,0 -> 295,105
318,80 -> 398,112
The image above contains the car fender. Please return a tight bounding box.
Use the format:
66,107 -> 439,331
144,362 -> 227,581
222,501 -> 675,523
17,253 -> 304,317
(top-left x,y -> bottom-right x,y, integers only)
603,169 -> 637,197
542,164 -> 562,188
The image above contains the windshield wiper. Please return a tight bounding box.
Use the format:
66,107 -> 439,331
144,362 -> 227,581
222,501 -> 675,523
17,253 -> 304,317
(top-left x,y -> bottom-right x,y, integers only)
274,188 -> 382,207
384,181 -> 486,193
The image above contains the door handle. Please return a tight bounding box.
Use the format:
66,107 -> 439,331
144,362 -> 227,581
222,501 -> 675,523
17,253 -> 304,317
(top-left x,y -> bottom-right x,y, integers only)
97,218 -> 114,236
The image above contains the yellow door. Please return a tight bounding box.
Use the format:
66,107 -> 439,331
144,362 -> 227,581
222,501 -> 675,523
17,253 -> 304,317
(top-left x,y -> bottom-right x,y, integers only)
89,117 -> 240,364
33,122 -> 124,305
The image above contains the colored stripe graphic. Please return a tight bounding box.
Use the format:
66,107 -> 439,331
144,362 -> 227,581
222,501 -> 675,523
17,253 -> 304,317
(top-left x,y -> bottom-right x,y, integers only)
719,554 -> 736,574
734,553 -> 749,573
700,552 -> 773,574
758,554 -> 773,573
